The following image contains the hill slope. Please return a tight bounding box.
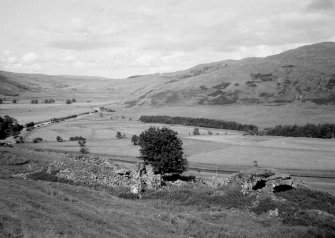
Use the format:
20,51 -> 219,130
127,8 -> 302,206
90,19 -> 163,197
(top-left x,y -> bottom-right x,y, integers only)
1,42 -> 335,106
124,42 -> 335,106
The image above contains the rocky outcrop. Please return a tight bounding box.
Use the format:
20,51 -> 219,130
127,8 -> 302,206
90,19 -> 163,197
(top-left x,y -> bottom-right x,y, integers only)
228,168 -> 305,194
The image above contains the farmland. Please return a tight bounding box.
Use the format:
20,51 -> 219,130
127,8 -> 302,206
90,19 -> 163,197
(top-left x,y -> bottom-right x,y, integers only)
2,104 -> 332,195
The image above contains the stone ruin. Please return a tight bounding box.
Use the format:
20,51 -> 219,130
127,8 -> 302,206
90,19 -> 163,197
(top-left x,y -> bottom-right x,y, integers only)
228,168 -> 305,194
130,162 -> 162,194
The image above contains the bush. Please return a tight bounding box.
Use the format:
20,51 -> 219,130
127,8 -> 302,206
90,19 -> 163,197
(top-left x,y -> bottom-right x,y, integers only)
142,186 -> 254,209
31,99 -> 38,104
65,99 -> 72,104
193,128 -> 200,135
139,127 -> 188,174
32,137 -> 43,143
276,188 -> 335,215
44,99 -> 55,104
56,136 -> 63,142
131,135 -> 139,145
69,136 -> 86,142
116,132 -> 123,139
71,98 -> 76,102
25,122 -> 35,128
12,99 -> 17,104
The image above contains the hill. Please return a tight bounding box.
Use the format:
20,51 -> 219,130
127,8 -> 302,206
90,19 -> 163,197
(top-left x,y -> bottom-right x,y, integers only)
1,42 -> 335,106
124,42 -> 335,106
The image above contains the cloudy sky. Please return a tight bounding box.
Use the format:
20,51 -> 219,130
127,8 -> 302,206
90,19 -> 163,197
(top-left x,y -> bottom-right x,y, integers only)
0,0 -> 334,78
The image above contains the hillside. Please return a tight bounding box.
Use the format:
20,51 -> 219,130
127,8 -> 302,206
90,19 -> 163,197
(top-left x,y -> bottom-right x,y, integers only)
124,42 -> 335,106
1,42 -> 335,106
0,70 -> 116,102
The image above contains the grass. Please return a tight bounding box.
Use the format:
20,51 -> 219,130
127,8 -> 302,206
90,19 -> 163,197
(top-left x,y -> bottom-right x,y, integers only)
142,185 -> 255,210
1,143 -> 335,237
0,151 -> 30,165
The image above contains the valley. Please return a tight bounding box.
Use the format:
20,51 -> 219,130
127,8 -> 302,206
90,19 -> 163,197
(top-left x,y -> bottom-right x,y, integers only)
1,42 -> 335,237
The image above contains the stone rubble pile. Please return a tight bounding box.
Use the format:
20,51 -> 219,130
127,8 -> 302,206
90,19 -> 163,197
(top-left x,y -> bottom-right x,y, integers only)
228,168 -> 305,194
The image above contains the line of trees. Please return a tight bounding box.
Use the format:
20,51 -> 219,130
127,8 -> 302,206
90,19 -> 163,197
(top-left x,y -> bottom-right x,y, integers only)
264,124 -> 335,139
139,115 -> 258,134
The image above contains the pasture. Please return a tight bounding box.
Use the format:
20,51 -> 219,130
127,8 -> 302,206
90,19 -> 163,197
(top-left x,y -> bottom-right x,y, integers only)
22,111 -> 335,175
3,103 -> 335,194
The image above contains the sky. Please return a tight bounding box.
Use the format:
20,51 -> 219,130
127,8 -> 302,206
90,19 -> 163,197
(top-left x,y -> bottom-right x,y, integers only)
0,0 -> 335,78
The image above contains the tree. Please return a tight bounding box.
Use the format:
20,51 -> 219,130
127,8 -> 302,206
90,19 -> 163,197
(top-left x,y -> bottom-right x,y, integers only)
78,139 -> 89,154
0,115 -> 23,139
193,128 -> 200,135
131,135 -> 139,145
25,121 -> 35,128
33,137 -> 43,143
116,131 -> 123,139
139,127 -> 188,174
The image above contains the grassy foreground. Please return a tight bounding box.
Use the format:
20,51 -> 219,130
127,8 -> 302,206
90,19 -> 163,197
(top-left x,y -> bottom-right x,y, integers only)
1,147 -> 335,238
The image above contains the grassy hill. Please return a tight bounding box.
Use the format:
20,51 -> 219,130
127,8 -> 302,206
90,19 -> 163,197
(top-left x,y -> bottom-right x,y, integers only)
1,42 -> 335,106
124,42 -> 335,106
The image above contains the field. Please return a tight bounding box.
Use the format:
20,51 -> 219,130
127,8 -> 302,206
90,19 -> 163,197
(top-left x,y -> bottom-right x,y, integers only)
2,104 -> 331,195
1,101 -> 335,237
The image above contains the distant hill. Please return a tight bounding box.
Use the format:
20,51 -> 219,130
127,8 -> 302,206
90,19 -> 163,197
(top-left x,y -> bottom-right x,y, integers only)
0,70 -> 115,101
1,42 -> 335,105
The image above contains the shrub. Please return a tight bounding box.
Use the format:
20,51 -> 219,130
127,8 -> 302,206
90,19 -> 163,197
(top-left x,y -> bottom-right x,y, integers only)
32,137 -> 43,143
276,188 -> 335,215
79,147 -> 89,154
12,99 -> 17,104
139,127 -> 188,174
116,132 -> 123,139
69,136 -> 86,142
65,99 -> 72,104
0,99 -> 2,104
131,135 -> 139,145
25,122 -> 35,128
71,98 -> 76,102
31,99 -> 38,104
207,130 -> 213,135
193,128 -> 200,135
56,136 -> 63,142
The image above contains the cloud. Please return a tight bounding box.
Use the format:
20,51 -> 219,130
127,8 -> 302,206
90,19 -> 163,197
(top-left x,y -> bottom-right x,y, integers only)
1,0 -> 334,78
48,39 -> 114,51
306,0 -> 335,12
22,52 -> 39,64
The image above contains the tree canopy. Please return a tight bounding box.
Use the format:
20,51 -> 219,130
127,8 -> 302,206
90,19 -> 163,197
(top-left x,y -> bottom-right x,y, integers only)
139,127 -> 188,174
0,115 -> 23,139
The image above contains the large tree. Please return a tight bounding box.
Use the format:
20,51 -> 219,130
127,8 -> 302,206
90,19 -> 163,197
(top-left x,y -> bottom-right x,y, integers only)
139,127 -> 188,174
0,115 -> 23,139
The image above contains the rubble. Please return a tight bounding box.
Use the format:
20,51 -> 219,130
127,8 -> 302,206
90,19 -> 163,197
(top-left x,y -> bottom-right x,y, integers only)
228,168 -> 305,194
